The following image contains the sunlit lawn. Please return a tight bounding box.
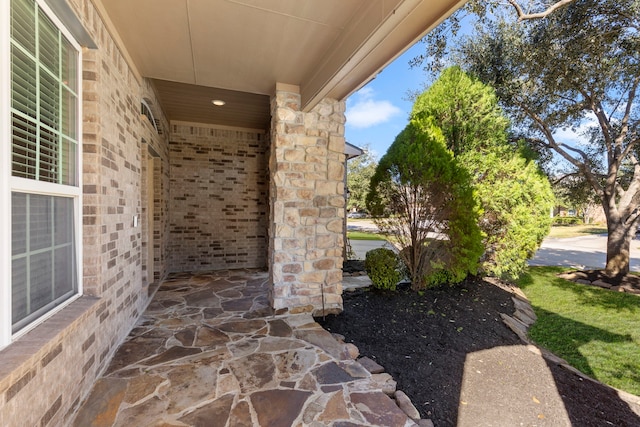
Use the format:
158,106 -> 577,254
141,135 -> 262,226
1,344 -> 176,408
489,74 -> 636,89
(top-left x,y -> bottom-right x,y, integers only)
517,266 -> 640,396
547,224 -> 607,238
346,231 -> 387,241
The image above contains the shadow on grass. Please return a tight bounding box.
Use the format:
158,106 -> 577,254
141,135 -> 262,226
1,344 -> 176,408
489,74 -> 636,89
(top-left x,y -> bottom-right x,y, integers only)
530,307 -> 635,378
519,266 -> 640,314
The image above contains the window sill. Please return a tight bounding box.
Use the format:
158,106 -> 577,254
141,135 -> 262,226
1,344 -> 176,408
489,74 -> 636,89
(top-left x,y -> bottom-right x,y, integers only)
0,296 -> 100,383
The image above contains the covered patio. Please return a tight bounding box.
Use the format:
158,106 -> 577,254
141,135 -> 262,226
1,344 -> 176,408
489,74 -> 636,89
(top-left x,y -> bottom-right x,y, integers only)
71,270 -> 422,426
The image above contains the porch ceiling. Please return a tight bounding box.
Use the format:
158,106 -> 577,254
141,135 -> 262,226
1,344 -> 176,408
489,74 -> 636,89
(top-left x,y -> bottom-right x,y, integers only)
96,0 -> 465,129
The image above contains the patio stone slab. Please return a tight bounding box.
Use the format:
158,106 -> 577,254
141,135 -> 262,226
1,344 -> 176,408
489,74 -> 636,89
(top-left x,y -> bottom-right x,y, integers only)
313,361 -> 358,384
141,345 -> 202,366
71,378 -> 127,427
250,389 -> 312,427
178,393 -> 234,427
228,400 -> 253,427
194,325 -> 229,347
71,269 -> 426,426
351,392 -> 413,426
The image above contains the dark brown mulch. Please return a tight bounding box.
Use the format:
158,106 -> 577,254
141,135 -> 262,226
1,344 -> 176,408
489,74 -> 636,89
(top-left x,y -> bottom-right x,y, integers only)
318,275 -> 640,426
343,259 -> 365,274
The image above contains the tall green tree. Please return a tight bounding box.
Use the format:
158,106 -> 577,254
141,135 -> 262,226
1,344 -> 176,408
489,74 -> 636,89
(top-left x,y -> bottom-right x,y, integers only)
411,66 -> 509,155
411,0 -> 577,72
447,0 -> 640,278
367,121 -> 483,290
412,67 -> 554,279
346,145 -> 377,212
553,173 -> 601,222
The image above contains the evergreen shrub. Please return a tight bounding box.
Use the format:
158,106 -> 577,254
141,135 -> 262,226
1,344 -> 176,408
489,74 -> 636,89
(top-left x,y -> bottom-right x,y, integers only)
364,248 -> 402,291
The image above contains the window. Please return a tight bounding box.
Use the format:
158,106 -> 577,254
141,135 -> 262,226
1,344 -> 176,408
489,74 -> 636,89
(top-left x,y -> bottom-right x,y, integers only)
2,0 -> 82,343
141,98 -> 161,134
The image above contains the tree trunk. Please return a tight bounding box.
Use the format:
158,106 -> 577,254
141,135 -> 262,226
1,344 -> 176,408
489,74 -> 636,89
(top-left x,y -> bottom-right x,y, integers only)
605,218 -> 632,278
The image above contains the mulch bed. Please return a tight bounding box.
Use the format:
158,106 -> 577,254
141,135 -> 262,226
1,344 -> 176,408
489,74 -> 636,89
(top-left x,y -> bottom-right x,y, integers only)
318,269 -> 640,426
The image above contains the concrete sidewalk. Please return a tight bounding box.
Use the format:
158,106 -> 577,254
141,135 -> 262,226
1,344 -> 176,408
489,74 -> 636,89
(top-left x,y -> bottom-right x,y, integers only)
348,218 -> 640,271
348,239 -> 394,260
530,234 -> 640,272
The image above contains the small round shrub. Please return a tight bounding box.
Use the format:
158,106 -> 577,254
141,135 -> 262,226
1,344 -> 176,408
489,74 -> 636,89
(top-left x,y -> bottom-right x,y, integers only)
364,248 -> 402,291
553,216 -> 582,225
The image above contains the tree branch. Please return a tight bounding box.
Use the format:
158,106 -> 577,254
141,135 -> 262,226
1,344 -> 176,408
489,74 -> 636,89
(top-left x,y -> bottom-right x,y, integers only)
552,171 -> 583,186
618,75 -> 640,161
516,100 -> 604,197
506,0 -> 576,21
581,89 -> 615,159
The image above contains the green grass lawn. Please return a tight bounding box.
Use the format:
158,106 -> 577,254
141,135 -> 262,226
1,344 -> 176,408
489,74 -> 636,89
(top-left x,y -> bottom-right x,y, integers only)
346,231 -> 387,240
547,224 -> 608,238
517,266 -> 640,396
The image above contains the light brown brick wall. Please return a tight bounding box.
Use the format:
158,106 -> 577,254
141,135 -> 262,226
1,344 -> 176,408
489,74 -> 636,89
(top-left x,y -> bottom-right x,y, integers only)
0,0 -> 171,425
269,85 -> 346,315
168,122 -> 269,271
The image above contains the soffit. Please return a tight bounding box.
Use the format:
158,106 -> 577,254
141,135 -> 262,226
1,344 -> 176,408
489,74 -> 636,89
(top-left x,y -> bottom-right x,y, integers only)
150,79 -> 270,130
96,0 -> 465,128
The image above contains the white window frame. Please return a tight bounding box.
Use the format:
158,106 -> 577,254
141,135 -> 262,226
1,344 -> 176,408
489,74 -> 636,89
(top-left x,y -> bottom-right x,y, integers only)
1,0 -> 83,349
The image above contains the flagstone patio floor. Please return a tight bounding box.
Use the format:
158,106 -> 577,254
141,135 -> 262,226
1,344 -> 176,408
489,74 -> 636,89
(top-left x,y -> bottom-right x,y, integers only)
71,269 -> 422,426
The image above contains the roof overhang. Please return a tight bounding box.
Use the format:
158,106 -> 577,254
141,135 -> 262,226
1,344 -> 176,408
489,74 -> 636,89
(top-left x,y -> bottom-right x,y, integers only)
345,142 -> 364,160
94,0 -> 466,128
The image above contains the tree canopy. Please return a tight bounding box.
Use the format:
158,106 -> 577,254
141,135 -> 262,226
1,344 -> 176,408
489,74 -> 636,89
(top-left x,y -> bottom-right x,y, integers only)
451,0 -> 640,277
346,145 -> 377,212
413,0 -> 640,278
412,66 -> 509,155
412,66 -> 554,279
411,0 -> 579,72
367,121 -> 483,289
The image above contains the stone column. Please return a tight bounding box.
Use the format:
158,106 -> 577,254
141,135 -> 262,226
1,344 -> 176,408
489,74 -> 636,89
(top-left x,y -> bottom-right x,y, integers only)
269,83 -> 346,315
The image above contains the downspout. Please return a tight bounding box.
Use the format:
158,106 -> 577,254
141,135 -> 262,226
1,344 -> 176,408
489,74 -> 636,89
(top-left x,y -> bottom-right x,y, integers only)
343,142 -> 364,261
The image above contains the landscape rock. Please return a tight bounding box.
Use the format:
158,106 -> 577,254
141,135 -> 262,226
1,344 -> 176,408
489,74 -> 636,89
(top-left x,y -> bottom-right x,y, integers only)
340,361 -> 370,379
358,356 -> 385,374
369,373 -> 397,395
592,279 -> 612,289
331,333 -> 345,342
345,343 -> 360,359
500,313 -> 530,343
394,390 -> 420,420
350,392 -> 411,426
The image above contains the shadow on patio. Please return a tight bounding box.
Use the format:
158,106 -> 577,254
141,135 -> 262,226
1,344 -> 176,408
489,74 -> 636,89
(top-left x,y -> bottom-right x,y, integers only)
71,270 -> 421,426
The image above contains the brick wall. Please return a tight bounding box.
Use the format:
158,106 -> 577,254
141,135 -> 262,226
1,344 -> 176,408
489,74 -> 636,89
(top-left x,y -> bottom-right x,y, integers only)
169,123 -> 269,271
269,84 -> 346,315
0,0 -> 171,425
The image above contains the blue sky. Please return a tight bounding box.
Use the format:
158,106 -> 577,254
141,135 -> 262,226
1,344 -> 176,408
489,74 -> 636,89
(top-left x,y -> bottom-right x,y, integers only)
344,34 -> 593,166
345,43 -> 428,160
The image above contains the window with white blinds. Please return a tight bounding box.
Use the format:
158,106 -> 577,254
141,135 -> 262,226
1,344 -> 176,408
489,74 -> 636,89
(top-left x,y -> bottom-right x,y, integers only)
7,0 -> 81,335
11,0 -> 78,185
11,192 -> 77,331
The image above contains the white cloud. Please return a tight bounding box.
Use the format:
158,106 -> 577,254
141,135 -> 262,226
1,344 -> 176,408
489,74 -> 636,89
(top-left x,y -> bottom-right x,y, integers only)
346,88 -> 402,129
552,113 -> 598,146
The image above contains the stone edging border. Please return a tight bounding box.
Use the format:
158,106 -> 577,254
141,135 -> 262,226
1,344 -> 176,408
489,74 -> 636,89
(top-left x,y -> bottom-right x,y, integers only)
329,333 -> 435,427
484,276 -> 640,411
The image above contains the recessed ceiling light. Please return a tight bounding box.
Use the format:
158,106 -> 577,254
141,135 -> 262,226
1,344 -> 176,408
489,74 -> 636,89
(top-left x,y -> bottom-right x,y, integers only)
211,99 -> 226,106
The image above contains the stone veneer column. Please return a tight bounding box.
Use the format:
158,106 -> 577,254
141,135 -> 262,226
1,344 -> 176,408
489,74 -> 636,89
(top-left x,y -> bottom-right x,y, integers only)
269,83 -> 346,315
